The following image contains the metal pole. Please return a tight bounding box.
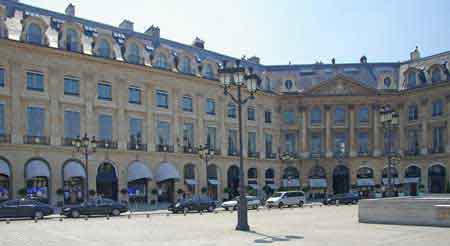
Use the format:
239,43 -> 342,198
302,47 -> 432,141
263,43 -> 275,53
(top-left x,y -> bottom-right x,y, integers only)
84,146 -> 89,202
387,125 -> 393,197
236,84 -> 249,231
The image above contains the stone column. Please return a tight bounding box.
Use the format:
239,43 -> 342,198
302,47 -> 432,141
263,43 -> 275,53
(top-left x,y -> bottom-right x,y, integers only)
48,66 -> 62,146
349,105 -> 356,157
116,78 -> 128,150
257,104 -> 264,158
146,84 -> 155,152
420,98 -> 428,155
446,95 -> 450,153
397,104 -> 405,155
218,96 -> 227,156
10,60 -> 23,144
172,88 -> 180,152
83,71 -> 96,137
372,105 -> 381,157
300,107 -> 308,158
325,105 -> 332,158
195,94 -> 205,148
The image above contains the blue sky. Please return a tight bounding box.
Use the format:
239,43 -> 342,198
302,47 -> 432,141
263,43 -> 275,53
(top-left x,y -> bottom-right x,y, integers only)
22,0 -> 450,65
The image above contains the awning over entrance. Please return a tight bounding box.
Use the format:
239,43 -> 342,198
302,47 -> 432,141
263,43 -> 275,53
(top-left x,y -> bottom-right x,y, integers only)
26,160 -> 50,179
208,179 -> 220,185
382,178 -> 400,185
185,179 -> 197,185
309,178 -> 327,188
155,162 -> 180,182
64,161 -> 86,180
404,177 -> 420,183
128,161 -> 152,182
0,159 -> 10,176
282,178 -> 300,187
357,178 -> 375,187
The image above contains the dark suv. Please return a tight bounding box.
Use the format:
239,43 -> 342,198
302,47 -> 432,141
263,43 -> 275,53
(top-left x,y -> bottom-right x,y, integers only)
323,193 -> 359,205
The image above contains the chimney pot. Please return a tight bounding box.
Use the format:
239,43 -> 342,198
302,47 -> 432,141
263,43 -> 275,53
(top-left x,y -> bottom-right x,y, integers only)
65,3 -> 75,17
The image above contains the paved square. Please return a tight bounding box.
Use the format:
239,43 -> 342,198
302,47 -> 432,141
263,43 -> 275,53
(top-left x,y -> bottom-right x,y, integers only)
1,206 -> 449,246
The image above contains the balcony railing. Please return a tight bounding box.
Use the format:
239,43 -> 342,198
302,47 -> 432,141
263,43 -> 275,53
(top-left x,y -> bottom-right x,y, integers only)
430,146 -> 445,154
97,140 -> 118,149
127,142 -> 148,151
156,144 -> 174,153
309,152 -> 325,159
228,150 -> 239,156
405,149 -> 420,156
266,152 -> 277,159
23,135 -> 50,145
0,134 -> 11,143
357,150 -> 370,157
248,152 -> 260,159
183,146 -> 198,154
280,152 -> 298,160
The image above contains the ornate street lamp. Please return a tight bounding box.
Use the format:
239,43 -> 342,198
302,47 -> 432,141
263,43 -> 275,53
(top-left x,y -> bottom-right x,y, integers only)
380,105 -> 400,197
72,133 -> 97,202
218,59 -> 259,231
198,143 -> 215,198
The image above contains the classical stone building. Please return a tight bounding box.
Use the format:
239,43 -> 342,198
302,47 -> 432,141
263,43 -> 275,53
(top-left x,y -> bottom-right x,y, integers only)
0,1 -> 448,205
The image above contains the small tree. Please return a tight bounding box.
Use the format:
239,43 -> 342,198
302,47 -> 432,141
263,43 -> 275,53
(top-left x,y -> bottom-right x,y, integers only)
223,187 -> 231,200
18,187 -> 27,198
201,187 -> 208,194
120,188 -> 128,204
302,186 -> 310,194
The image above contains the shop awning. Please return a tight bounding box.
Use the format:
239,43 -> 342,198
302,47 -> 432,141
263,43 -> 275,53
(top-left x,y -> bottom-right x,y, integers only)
26,160 -> 50,179
128,161 -> 152,182
282,178 -> 300,187
309,178 -> 327,188
185,179 -> 197,185
404,177 -> 420,184
357,178 -> 375,187
64,161 -> 86,180
155,162 -> 180,182
0,159 -> 10,176
208,179 -> 220,185
382,178 -> 400,185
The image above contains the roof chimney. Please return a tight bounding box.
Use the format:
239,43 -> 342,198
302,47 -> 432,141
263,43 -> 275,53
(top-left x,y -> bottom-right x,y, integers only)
410,46 -> 421,61
119,20 -> 134,31
192,37 -> 205,49
65,3 -> 75,17
360,55 -> 367,64
331,58 -> 336,64
248,56 -> 260,64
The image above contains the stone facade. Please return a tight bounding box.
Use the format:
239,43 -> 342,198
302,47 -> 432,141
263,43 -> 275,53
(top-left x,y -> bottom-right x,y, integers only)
0,1 -> 449,205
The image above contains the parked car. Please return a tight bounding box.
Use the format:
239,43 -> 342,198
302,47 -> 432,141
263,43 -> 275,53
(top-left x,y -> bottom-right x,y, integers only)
221,196 -> 261,210
168,196 -> 216,213
265,191 -> 305,208
0,199 -> 54,219
323,193 -> 360,205
62,198 -> 128,218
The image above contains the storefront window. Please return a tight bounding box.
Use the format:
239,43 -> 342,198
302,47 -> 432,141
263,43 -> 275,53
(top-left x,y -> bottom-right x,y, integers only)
128,178 -> 148,203
64,177 -> 84,204
0,174 -> 9,201
26,177 -> 49,202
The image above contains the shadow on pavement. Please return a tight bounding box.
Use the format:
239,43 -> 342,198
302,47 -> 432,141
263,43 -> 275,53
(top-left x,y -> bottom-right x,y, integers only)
244,230 -> 304,244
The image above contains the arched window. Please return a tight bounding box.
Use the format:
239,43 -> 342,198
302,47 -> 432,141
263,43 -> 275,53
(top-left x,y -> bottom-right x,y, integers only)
310,107 -> 322,124
227,103 -> 236,118
265,169 -> 274,180
65,28 -> 79,52
334,106 -> 346,124
431,67 -> 442,83
357,167 -> 373,179
283,167 -> 299,179
180,56 -> 191,74
285,80 -> 293,90
432,99 -> 443,117
97,39 -> 111,58
247,168 -> 257,180
155,54 -> 168,69
184,164 -> 196,194
127,43 -> 140,64
407,71 -> 416,88
203,64 -> 214,79
26,23 -> 43,45
384,77 -> 392,88
408,104 -> 418,121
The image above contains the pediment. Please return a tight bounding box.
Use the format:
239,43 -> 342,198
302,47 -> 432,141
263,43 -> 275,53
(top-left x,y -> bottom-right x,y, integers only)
305,75 -> 377,96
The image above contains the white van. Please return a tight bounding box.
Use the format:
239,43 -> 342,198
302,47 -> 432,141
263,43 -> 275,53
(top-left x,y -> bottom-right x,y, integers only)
265,191 -> 305,208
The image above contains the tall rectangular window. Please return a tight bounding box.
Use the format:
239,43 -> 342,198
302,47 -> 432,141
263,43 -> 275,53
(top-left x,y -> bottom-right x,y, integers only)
334,107 -> 346,125
181,96 -> 193,112
98,114 -> 113,140
27,107 -> 45,136
433,127 -> 444,152
407,129 -> 419,154
64,111 -> 80,138
265,133 -> 273,156
283,111 -> 295,125
129,117 -> 142,142
284,133 -> 297,154
183,123 -> 194,147
227,103 -> 236,118
0,68 -> 4,87
334,133 -> 347,154
357,132 -> 369,154
97,82 -> 112,101
248,107 -> 256,121
156,121 -> 171,145
0,104 -> 4,134
248,132 -> 257,154
357,107 -> 369,124
128,87 -> 141,104
206,127 -> 216,150
64,76 -> 80,96
310,133 -> 322,154
26,72 -> 44,91
156,90 -> 169,108
228,129 -> 237,155
264,111 -> 272,123
206,98 -> 215,115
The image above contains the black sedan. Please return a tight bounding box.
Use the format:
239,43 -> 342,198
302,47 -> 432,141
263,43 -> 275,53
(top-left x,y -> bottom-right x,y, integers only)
0,199 -> 54,219
62,198 -> 128,218
323,193 -> 360,205
168,196 -> 216,213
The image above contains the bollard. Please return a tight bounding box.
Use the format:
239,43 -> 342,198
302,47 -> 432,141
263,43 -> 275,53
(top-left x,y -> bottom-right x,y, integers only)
84,216 -> 88,221
184,210 -> 187,216
106,214 -> 110,220
59,217 -> 63,222
166,213 -> 169,217
200,210 -> 203,215
6,219 -> 10,224
34,218 -> 38,223
128,214 -> 131,219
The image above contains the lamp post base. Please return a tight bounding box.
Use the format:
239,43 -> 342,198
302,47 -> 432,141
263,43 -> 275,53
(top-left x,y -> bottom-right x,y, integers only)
235,223 -> 250,231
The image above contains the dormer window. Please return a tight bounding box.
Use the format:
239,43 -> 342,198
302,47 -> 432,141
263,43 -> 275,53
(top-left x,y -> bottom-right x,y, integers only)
97,39 -> 111,58
203,64 -> 214,79
180,56 -> 192,74
384,77 -> 392,88
431,67 -> 442,84
407,71 -> 416,88
155,54 -> 168,69
26,23 -> 43,45
126,43 -> 141,64
285,80 -> 293,90
65,28 -> 79,52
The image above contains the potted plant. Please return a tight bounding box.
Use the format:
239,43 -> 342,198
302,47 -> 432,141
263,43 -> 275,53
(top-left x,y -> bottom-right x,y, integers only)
201,187 -> 208,194
88,189 -> 96,198
223,187 -> 231,200
302,186 -> 310,194
418,184 -> 425,195
18,187 -> 27,198
120,188 -> 128,204
56,188 -> 64,207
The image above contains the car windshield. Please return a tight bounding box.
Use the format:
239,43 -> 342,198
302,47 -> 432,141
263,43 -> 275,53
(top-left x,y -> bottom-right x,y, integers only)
271,192 -> 284,198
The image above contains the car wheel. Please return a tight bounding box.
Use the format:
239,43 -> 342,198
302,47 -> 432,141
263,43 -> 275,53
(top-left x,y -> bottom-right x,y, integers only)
267,205 -> 273,209
233,206 -> 237,211
207,206 -> 214,212
252,205 -> 258,210
71,210 -> 80,218
224,207 -> 229,211
34,210 -> 44,220
278,202 -> 284,208
299,201 -> 304,208
111,209 -> 121,216
352,200 -> 358,205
